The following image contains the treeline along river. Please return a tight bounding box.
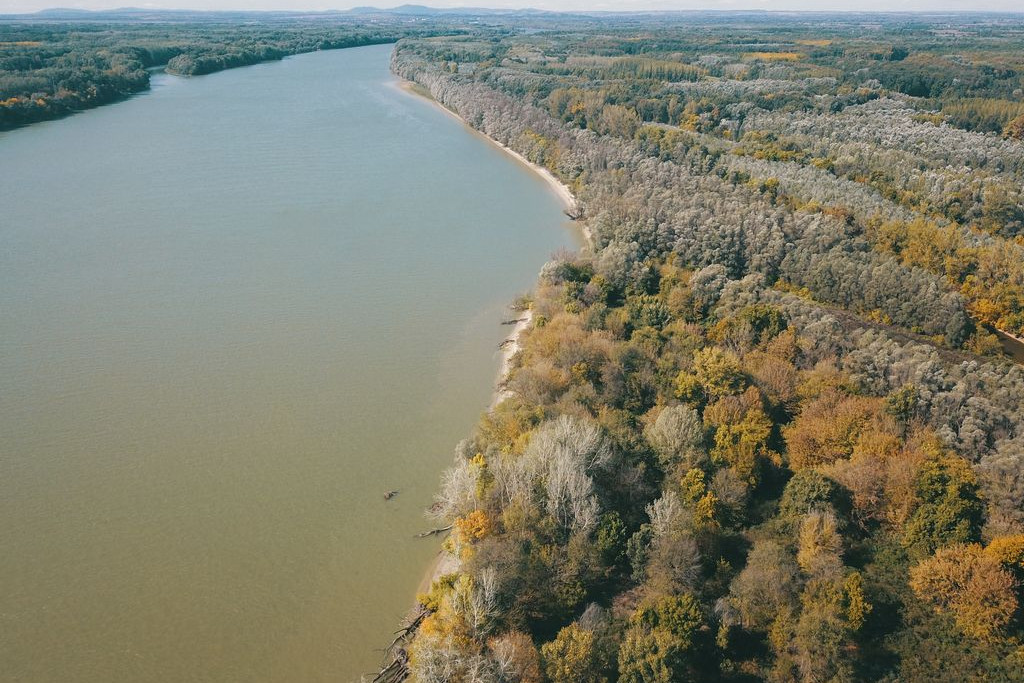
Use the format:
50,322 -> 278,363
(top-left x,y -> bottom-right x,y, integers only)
0,43 -> 578,682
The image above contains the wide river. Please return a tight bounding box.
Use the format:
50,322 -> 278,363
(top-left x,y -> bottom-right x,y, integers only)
0,44 -> 577,681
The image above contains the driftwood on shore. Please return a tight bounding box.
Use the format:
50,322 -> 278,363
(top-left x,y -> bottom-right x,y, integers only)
414,524 -> 453,538
370,651 -> 408,683
371,606 -> 428,683
384,490 -> 399,501
564,204 -> 584,221
501,317 -> 527,325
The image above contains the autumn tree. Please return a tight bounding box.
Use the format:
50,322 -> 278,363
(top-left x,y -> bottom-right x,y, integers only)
910,543 -> 1019,640
618,594 -> 707,683
704,386 -> 777,485
541,623 -> 606,683
784,390 -> 885,470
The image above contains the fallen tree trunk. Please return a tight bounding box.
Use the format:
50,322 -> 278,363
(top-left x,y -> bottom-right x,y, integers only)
372,606 -> 429,683
414,524 -> 453,538
371,651 -> 408,683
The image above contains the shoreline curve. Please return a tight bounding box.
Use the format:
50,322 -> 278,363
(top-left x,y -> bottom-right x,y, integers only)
392,74 -> 589,604
393,77 -> 591,246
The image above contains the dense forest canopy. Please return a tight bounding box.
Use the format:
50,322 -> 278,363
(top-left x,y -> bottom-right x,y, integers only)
381,12 -> 1024,683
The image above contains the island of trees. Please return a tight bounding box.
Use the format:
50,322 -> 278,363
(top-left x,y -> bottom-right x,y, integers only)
382,12 -> 1024,683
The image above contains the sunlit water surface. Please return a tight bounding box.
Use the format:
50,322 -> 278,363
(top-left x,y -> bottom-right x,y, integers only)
0,43 -> 577,682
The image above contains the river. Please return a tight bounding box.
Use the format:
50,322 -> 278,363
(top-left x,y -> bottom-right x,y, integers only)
0,43 -> 578,682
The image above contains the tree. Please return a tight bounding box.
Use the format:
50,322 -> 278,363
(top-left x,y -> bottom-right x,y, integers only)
784,390 -> 885,470
541,624 -> 605,683
646,531 -> 702,595
1004,112 -> 1024,140
516,415 -> 614,535
984,534 -> 1024,581
644,404 -> 705,471
600,104 -> 641,138
490,631 -> 543,683
692,347 -> 746,400
790,578 -> 856,683
903,454 -> 984,559
617,628 -> 675,683
779,469 -> 848,522
704,387 -> 776,485
910,543 -> 1018,640
797,511 -> 844,578
726,540 -> 800,629
618,595 -> 706,683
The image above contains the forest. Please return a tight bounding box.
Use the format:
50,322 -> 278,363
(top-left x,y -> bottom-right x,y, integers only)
384,12 -> 1024,683
6,9 -> 1023,683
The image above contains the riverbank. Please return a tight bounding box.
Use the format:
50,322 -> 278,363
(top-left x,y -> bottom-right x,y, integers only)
2,43 -> 584,683
394,75 -> 590,622
492,309 -> 534,410
395,78 -> 591,247
413,305 -> 534,600
995,327 -> 1024,364
1,37 -> 398,132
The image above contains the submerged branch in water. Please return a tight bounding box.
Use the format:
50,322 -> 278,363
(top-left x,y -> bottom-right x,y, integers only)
413,525 -> 453,539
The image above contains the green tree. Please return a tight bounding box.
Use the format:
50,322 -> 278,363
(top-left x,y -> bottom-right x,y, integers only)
692,347 -> 746,400
618,594 -> 706,683
778,469 -> 848,523
541,623 -> 605,683
902,454 -> 983,558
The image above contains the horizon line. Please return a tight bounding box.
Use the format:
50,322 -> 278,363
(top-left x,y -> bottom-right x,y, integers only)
6,4 -> 1024,14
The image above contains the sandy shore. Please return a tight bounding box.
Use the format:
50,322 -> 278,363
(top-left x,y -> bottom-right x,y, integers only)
394,78 -> 590,246
416,545 -> 460,595
995,327 -> 1024,364
414,305 -> 534,596
491,308 -> 533,410
394,75 -> 590,601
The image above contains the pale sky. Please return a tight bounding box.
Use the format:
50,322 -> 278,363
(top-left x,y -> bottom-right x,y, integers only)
3,0 -> 1023,14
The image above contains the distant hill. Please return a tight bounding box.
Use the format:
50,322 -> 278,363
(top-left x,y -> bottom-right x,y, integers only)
0,5 -> 560,21
349,4 -> 554,14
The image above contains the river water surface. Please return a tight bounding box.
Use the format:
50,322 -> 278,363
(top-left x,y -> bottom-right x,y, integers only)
0,44 -> 577,682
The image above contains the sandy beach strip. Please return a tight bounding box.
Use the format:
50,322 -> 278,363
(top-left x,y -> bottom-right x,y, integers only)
394,78 -> 591,247
491,308 -> 533,410
394,75 -> 589,599
415,305 -> 534,595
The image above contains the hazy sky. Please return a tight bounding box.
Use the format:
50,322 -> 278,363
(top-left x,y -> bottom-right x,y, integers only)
4,0 -> 1023,14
